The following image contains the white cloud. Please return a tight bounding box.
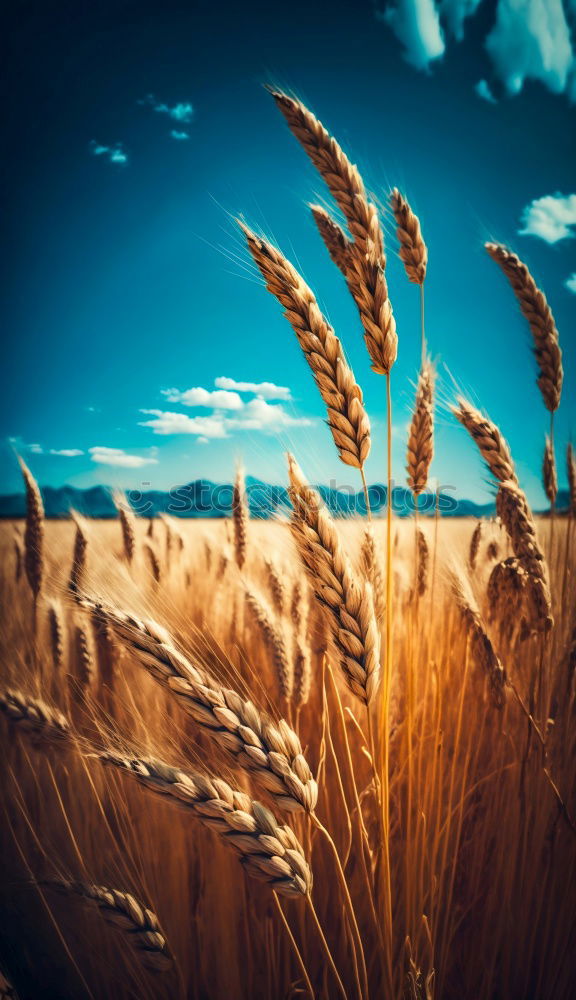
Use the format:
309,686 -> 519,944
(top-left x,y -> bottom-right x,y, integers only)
170,130 -> 190,141
140,95 -> 194,123
227,398 -> 312,432
214,376 -> 292,400
519,193 -> 576,242
49,449 -> 84,457
139,411 -> 229,438
89,446 -> 158,468
565,272 -> 576,293
197,436 -> 210,445
89,141 -> 128,166
376,0 -> 445,69
475,78 -> 497,101
440,0 -> 484,40
28,443 -> 43,454
486,0 -> 574,97
162,387 -> 244,410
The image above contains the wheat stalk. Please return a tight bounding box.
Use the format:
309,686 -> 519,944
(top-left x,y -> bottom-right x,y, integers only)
287,454 -> 380,704
485,243 -> 563,412
18,458 -> 44,601
407,360 -> 435,498
100,752 -> 312,897
244,587 -> 293,701
496,480 -> 553,634
0,689 -> 70,744
452,397 -> 517,484
77,596 -> 317,813
45,880 -> 171,971
240,222 -> 371,471
543,435 -> 558,507
447,567 -> 506,708
390,188 -> 427,286
267,88 -> 397,375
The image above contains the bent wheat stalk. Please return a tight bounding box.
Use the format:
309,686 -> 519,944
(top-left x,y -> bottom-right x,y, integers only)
100,752 -> 312,897
77,596 -> 317,813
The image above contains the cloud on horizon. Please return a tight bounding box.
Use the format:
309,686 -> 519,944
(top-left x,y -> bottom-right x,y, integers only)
376,0 -> 576,100
89,446 -> 158,468
565,272 -> 576,293
49,448 -> 84,457
519,192 -> 576,242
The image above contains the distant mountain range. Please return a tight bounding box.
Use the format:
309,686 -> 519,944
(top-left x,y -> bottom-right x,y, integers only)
0,479 -> 568,520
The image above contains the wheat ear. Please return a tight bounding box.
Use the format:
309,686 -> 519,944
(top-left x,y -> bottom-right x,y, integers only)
74,622 -> 95,693
13,532 -> 24,583
416,529 -> 429,597
18,458 -> 44,600
114,493 -> 136,564
270,90 -> 398,375
468,521 -> 483,571
452,396 -> 517,484
447,568 -> 506,707
407,359 -> 435,498
487,557 -> 527,624
47,600 -> 66,672
240,222 -> 370,470
68,512 -> 88,594
232,465 -> 248,569
543,436 -> 558,507
496,480 -> 553,633
244,587 -> 293,701
0,689 -> 70,744
485,243 -> 562,412
264,557 -> 286,614
77,597 -> 317,813
268,88 -> 397,375
309,203 -> 352,275
360,526 -> 385,623
390,188 -> 427,285
45,881 -> 171,971
143,542 -> 161,584
101,753 -> 312,897
287,454 -> 380,704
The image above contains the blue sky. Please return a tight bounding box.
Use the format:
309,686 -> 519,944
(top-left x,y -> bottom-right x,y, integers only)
2,0 -> 575,506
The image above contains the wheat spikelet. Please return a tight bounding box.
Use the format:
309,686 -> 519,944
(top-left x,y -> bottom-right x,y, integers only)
13,532 -> 24,583
101,753 -> 312,897
567,443 -> 576,514
452,397 -> 517,484
143,542 -> 161,584
309,203 -> 351,275
114,494 -> 136,564
407,360 -> 435,497
290,579 -> 306,632
287,454 -> 380,703
46,880 -> 171,971
486,541 -> 499,562
240,222 -> 371,469
268,88 -> 397,374
245,587 -> 293,701
74,622 -> 95,693
542,435 -> 558,506
468,521 -> 483,571
496,480 -> 553,633
264,557 -> 286,614
77,597 -> 317,813
232,465 -> 248,569
18,458 -> 44,600
447,568 -> 506,708
68,512 -> 88,594
390,188 -> 427,285
0,689 -> 70,744
47,600 -> 66,672
360,526 -> 385,623
485,243 -> 562,412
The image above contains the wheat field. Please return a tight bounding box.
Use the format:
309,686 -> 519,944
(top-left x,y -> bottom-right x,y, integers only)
1,88 -> 575,1000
